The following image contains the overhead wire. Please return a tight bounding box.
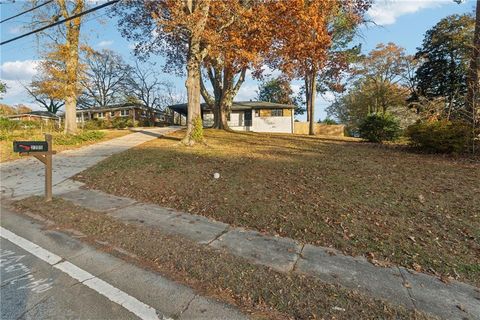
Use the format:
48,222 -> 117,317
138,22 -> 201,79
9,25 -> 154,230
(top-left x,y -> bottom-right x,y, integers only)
0,0 -> 54,24
1,0 -> 120,46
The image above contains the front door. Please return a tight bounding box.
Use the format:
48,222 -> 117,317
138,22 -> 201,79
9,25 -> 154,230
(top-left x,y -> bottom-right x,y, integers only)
244,110 -> 252,127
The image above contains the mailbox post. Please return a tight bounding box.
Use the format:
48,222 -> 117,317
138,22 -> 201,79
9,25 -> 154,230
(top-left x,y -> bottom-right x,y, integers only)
13,134 -> 55,202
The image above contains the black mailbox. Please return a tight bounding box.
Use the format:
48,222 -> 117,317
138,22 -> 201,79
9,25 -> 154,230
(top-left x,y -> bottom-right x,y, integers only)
13,141 -> 49,153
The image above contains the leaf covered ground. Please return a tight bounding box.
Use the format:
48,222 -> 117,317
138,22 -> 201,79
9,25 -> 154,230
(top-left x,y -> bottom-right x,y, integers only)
13,197 -> 431,320
77,129 -> 480,286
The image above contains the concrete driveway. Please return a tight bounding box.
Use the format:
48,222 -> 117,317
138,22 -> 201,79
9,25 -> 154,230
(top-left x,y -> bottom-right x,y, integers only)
0,127 -> 180,200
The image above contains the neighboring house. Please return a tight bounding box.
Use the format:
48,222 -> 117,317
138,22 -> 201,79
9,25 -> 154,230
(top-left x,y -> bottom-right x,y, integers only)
70,104 -> 167,125
5,111 -> 59,123
169,101 -> 295,133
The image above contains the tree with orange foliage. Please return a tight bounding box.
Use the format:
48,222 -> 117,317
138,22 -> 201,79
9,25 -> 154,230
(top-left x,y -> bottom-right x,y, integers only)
28,0 -> 86,134
200,1 -> 272,130
268,0 -> 371,135
116,1 -> 271,134
115,0 -> 212,145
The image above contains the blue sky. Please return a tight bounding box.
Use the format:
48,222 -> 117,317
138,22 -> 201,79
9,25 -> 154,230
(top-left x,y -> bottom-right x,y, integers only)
0,0 -> 476,120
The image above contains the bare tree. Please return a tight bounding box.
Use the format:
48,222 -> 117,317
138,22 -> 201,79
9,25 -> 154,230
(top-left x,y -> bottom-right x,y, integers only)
126,61 -> 181,125
24,81 -> 65,114
80,49 -> 131,108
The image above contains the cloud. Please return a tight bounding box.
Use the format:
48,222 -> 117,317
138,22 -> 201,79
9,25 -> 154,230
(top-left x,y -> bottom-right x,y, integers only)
8,26 -> 23,35
0,60 -> 41,107
235,83 -> 258,101
97,40 -> 113,48
368,0 -> 451,25
0,60 -> 40,81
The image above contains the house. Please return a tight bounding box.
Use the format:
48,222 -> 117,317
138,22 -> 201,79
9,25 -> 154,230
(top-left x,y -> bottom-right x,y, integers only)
72,104 -> 167,126
169,101 -> 295,133
5,111 -> 60,123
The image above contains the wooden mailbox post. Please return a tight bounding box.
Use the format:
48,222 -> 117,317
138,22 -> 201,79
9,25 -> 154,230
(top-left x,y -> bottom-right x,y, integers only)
13,134 -> 56,202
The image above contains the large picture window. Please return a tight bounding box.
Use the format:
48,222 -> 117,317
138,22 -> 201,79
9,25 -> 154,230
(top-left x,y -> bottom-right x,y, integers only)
271,109 -> 283,117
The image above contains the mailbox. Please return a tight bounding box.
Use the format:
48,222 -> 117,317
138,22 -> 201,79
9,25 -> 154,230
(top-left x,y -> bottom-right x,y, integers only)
13,141 -> 49,153
12,135 -> 54,202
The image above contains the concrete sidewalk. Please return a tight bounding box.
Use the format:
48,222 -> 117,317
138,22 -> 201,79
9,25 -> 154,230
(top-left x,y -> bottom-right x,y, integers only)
51,180 -> 480,320
0,127 -> 180,199
0,207 -> 247,320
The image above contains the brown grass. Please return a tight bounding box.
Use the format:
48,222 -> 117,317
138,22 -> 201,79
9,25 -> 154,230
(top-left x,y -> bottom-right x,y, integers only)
12,197 -> 432,320
77,129 -> 480,286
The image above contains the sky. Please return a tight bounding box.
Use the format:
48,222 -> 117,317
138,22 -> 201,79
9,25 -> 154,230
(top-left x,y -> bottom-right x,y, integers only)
0,0 -> 476,121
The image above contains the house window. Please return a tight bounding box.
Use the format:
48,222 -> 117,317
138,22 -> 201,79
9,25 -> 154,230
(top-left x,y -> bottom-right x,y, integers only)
110,111 -> 115,117
271,109 -> 283,117
120,109 -> 129,116
97,112 -> 105,118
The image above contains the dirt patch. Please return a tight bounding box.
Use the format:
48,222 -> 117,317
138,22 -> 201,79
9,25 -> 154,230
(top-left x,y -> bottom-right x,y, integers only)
76,129 -> 480,286
13,197 -> 432,320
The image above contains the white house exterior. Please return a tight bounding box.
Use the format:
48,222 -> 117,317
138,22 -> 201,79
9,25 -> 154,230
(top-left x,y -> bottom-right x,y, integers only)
169,101 -> 295,134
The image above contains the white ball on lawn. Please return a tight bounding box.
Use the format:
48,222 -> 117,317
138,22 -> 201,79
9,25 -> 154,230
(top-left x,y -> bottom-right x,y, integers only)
213,172 -> 220,179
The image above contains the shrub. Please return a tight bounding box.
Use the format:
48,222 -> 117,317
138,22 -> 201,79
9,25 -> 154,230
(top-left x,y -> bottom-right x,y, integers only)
83,119 -> 106,130
126,119 -> 138,128
111,117 -> 128,129
358,113 -> 401,143
406,120 -> 471,154
17,120 -> 42,129
54,130 -> 106,145
319,118 -> 338,125
0,117 -> 19,131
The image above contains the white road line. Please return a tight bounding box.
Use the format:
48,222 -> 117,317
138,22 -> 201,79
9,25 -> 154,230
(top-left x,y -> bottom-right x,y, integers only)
0,226 -> 170,320
0,227 -> 62,265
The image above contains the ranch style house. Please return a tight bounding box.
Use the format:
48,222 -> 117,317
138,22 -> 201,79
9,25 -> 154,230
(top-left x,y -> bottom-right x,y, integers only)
169,101 -> 295,133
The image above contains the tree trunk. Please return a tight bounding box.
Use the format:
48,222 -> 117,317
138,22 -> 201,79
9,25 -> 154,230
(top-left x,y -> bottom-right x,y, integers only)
182,0 -> 211,145
60,0 -> 83,135
201,65 -> 246,131
305,67 -> 317,136
183,58 -> 202,145
466,0 -> 479,153
219,102 -> 229,130
309,69 -> 317,135
305,76 -> 310,122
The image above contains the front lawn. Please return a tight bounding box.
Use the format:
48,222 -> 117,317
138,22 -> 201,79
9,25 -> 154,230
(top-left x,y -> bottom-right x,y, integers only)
0,129 -> 130,162
77,129 -> 480,286
13,197 -> 429,319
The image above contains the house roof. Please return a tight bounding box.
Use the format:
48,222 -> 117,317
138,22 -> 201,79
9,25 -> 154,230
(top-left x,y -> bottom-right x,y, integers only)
169,101 -> 295,115
5,111 -> 59,119
74,103 -> 152,114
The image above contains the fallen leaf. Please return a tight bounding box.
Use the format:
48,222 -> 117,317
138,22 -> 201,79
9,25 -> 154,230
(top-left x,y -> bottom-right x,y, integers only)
418,194 -> 425,204
412,263 -> 422,272
456,304 -> 466,312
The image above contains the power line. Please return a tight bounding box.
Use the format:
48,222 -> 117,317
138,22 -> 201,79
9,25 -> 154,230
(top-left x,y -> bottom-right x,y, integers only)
0,0 -> 119,46
0,0 -> 54,24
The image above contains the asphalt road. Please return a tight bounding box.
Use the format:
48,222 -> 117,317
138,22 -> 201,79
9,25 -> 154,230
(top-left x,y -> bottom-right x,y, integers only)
0,207 -> 247,320
1,237 -> 136,320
